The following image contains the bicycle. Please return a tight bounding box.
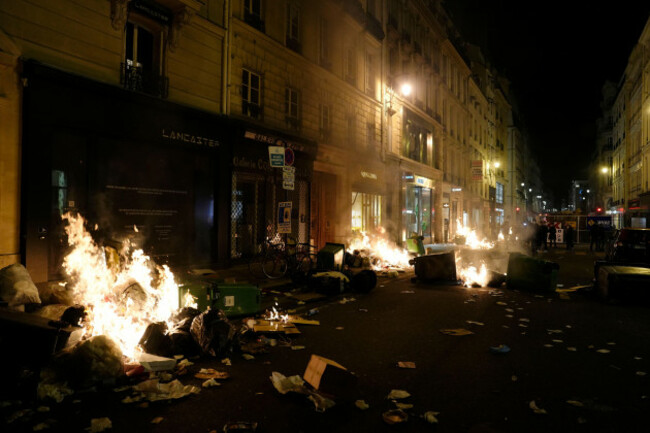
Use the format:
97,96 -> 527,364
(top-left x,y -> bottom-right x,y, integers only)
250,236 -> 316,282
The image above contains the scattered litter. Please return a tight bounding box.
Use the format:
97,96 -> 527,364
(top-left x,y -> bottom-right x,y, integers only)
566,400 -> 584,407
567,347 -> 577,352
597,349 -> 611,354
519,318 -> 530,322
423,411 -> 440,424
505,308 -> 514,313
505,314 -> 514,318
502,325 -> 510,329
511,375 -> 518,382
151,417 -> 164,424
223,421 -> 258,432
242,354 -> 255,361
202,378 -> 221,388
33,422 -> 49,431
607,342 -> 616,346
636,371 -> 647,377
195,369 -> 230,380
489,344 -> 510,354
397,362 -> 416,369
466,320 -> 484,326
307,392 -> 336,412
355,400 -> 369,410
339,297 -> 356,304
556,284 -> 564,288
221,358 -> 232,366
544,344 -> 554,348
358,308 -> 368,313
552,340 -> 564,344
37,406 -> 50,413
133,379 -> 200,402
306,308 -> 319,316
177,358 -> 194,369
335,326 -> 344,330
547,329 -> 564,334
634,356 -> 643,361
37,382 -> 74,403
270,372 -> 306,395
386,390 -> 410,400
291,346 -> 306,351
529,400 -> 547,414
383,409 -> 408,424
89,417 -> 112,433
440,328 -> 474,336
289,318 -> 320,326
395,402 -> 413,409
401,290 -> 415,294
518,324 -> 528,328
566,325 -> 572,328
496,301 -> 508,306
587,345 -> 595,349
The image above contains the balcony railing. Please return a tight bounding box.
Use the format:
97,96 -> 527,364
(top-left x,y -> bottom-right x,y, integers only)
120,63 -> 168,98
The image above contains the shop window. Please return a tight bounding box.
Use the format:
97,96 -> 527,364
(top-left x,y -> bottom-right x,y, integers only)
286,3 -> 300,53
121,16 -> 168,98
402,116 -> 430,165
285,87 -> 300,130
242,69 -> 262,119
351,192 -> 382,233
244,0 -> 264,32
496,182 -> 504,204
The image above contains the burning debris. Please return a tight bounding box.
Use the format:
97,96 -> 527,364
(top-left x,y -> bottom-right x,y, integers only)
347,230 -> 412,271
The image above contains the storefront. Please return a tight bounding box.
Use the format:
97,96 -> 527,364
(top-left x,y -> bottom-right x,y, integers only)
402,172 -> 435,243
21,62 -> 231,283
229,122 -> 316,260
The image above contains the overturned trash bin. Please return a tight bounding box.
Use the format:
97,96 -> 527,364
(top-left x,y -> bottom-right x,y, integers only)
409,250 -> 457,283
317,243 -> 346,271
506,252 -> 559,292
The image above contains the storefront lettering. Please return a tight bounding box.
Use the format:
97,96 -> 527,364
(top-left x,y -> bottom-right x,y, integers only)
361,171 -> 378,180
162,129 -> 219,148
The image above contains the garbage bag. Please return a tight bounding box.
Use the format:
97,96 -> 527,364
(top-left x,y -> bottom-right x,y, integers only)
0,263 -> 41,308
139,322 -> 172,357
33,304 -> 86,327
190,308 -> 236,357
350,270 -> 377,293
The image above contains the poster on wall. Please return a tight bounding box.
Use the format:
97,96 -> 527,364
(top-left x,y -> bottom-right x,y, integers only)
278,201 -> 292,234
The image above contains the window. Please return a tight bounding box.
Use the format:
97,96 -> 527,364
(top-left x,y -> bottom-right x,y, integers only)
122,17 -> 167,98
365,52 -> 375,97
319,104 -> 331,142
286,3 -> 300,52
351,192 -> 382,233
285,87 -> 299,130
496,182 -> 504,204
345,47 -> 356,85
242,69 -> 262,119
319,18 -> 330,69
244,0 -> 264,31
366,122 -> 375,150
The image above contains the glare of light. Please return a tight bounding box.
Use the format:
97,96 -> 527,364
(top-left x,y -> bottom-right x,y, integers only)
494,161 -> 501,168
528,188 -> 532,192
400,83 -> 412,96
521,182 -> 525,187
600,167 -> 608,174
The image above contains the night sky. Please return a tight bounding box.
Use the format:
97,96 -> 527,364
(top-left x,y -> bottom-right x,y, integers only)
444,0 -> 650,204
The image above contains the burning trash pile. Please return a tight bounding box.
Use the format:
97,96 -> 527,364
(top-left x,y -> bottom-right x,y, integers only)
346,230 -> 412,274
453,221 -> 507,289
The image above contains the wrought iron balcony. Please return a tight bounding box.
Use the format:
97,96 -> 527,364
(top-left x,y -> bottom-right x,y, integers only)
120,63 -> 168,98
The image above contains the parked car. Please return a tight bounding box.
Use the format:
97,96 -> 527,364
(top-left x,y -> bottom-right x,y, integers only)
603,228 -> 650,264
594,228 -> 650,299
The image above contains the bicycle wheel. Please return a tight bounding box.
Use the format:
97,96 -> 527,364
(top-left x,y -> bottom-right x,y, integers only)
262,250 -> 288,279
289,253 -> 313,284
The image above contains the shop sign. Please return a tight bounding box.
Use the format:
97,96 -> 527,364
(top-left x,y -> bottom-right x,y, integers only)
413,175 -> 433,189
268,146 -> 285,167
361,171 -> 378,180
471,160 -> 483,181
278,202 -> 292,233
161,129 -> 220,148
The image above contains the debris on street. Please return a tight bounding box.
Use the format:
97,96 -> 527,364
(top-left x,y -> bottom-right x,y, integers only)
440,328 -> 474,336
382,409 -> 408,424
386,389 -> 410,399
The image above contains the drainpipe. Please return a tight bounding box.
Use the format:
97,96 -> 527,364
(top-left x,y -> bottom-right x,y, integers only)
221,0 -> 232,115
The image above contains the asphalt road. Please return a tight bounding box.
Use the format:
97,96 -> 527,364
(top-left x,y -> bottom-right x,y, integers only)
3,244 -> 650,433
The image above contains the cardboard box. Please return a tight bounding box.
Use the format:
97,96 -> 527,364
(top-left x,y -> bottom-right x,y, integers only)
303,354 -> 357,399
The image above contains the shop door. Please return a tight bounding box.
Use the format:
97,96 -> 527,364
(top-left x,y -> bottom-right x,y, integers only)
311,171 -> 336,250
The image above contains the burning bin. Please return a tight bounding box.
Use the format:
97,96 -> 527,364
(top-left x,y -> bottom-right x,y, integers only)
179,279 -> 261,317
506,253 -> 559,292
317,243 -> 346,271
409,251 -> 457,282
178,278 -> 218,312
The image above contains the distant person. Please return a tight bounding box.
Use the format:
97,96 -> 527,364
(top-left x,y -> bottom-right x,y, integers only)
589,225 -> 597,252
565,224 -> 574,251
549,224 -> 557,248
540,223 -> 549,251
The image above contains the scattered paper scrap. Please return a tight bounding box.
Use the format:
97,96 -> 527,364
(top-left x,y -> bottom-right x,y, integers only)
195,369 -> 230,380
221,358 -> 232,366
466,320 -> 484,326
607,342 -> 616,346
383,409 -> 408,425
511,375 -> 518,382
547,329 -> 564,334
387,389 -> 410,400
496,301 -> 508,306
505,308 -> 514,313
423,411 -> 440,424
291,346 -> 306,351
489,344 -> 510,354
242,354 -> 255,361
355,400 -> 369,410
133,379 -> 200,402
270,372 -> 306,395
89,418 -> 112,433
395,402 -> 413,410
151,417 -> 164,424
289,318 -> 320,326
597,349 -> 611,354
335,326 -> 344,330
202,379 -> 221,388
440,328 -> 474,336
519,318 -> 530,322
401,290 -> 415,294
636,371 -> 647,377
397,361 -> 416,369
177,358 -> 194,369
552,339 -> 564,344
634,356 -> 643,360
529,400 -> 547,415
505,314 -> 514,318
544,344 -> 554,348
566,400 -> 584,407
567,347 -> 577,352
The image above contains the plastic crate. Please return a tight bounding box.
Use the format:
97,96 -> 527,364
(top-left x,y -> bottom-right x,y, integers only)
506,252 -> 559,292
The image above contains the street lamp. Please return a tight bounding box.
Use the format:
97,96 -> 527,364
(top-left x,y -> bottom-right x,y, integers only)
600,167 -> 608,174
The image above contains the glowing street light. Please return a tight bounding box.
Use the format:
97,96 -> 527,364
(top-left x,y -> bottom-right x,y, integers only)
400,82 -> 412,97
600,167 -> 609,174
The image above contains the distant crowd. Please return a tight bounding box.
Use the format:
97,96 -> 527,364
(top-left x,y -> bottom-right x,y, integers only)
523,221 -> 611,256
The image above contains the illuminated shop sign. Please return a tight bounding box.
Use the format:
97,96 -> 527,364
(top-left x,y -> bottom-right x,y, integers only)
361,171 -> 378,180
162,129 -> 220,148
